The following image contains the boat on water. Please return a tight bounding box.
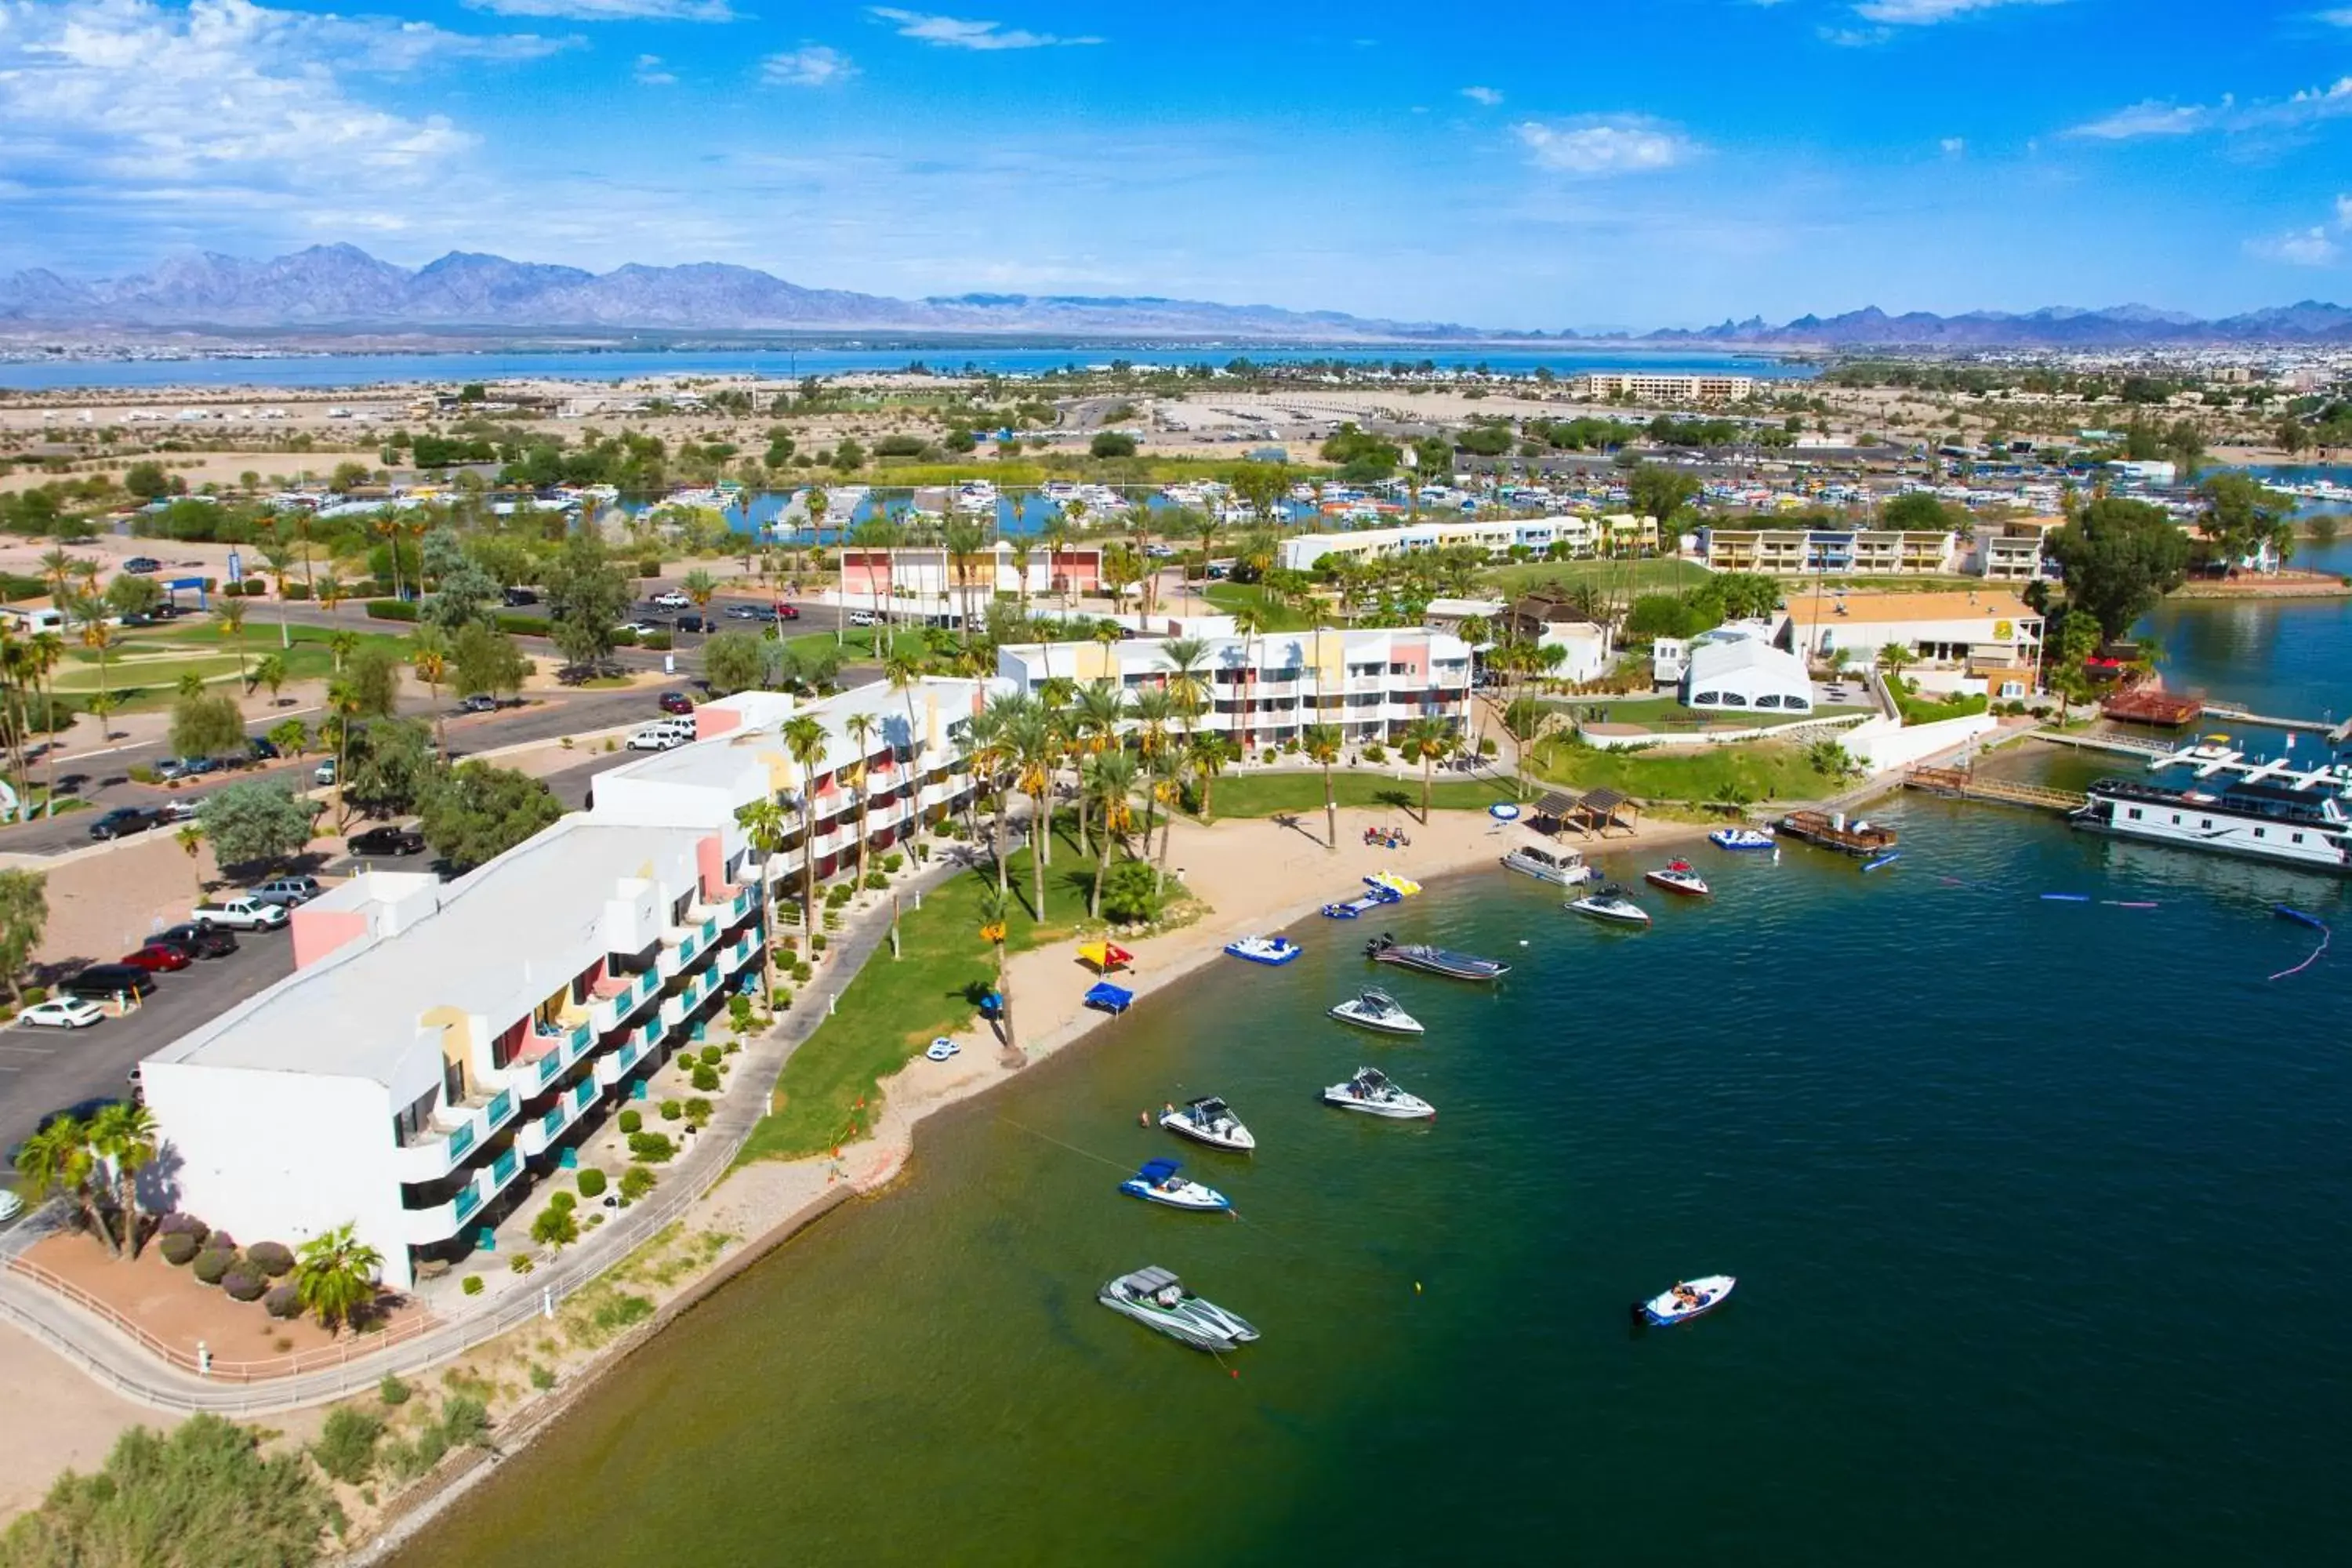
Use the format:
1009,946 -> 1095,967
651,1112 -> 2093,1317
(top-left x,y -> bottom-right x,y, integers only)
1322,1065 -> 1436,1120
1098,1265 -> 1260,1352
1322,881 -> 1403,920
1777,810 -> 1897,858
1224,935 -> 1302,967
1367,871 -> 1422,898
1501,839 -> 1597,887
2071,744 -> 2352,874
1117,1158 -> 1232,1212
1634,1274 -> 1736,1327
1709,827 -> 1776,851
1569,884 -> 1651,926
1644,859 -> 1711,897
1160,1095 -> 1256,1152
1327,988 -> 1425,1036
1363,933 -> 1511,981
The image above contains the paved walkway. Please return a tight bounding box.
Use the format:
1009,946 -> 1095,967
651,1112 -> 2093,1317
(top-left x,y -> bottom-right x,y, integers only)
0,852 -> 975,1415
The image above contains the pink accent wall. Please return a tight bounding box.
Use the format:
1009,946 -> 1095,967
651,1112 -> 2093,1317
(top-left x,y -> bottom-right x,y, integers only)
841,550 -> 894,597
1395,642 -> 1429,679
695,706 -> 742,741
696,834 -> 726,900
291,907 -> 368,970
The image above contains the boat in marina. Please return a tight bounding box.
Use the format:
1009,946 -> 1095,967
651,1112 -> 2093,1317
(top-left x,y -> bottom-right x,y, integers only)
1363,933 -> 1511,981
1777,811 -> 1897,858
1634,1274 -> 1736,1327
1644,860 -> 1711,897
1322,881 -> 1403,919
1224,935 -> 1302,966
1569,884 -> 1651,926
1118,1159 -> 1232,1212
1327,988 -> 1425,1036
1098,1265 -> 1260,1352
1501,838 -> 1597,887
1322,1065 -> 1436,1120
1709,827 -> 1776,851
1160,1095 -> 1256,1152
2071,744 -> 2352,873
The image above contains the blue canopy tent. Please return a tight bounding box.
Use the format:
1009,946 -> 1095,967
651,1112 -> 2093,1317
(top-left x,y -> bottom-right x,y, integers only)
1083,982 -> 1134,1015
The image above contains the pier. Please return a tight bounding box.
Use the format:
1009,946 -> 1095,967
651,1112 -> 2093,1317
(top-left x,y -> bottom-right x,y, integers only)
1904,767 -> 2087,814
2200,705 -> 2348,742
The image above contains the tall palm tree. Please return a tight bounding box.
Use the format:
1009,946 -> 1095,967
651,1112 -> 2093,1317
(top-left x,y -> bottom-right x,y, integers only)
215,597 -> 249,688
944,518 -> 986,637
13,1113 -> 108,1254
1069,678 -> 1124,859
734,798 -> 788,1001
1035,677 -> 1075,866
977,884 -> 1013,1048
410,629 -> 450,760
1186,731 -> 1231,822
28,630 -> 63,815
1226,602 -> 1267,759
1007,710 -> 1054,921
294,1222 -> 383,1335
316,572 -> 346,614
1128,684 -> 1175,850
374,516 -> 404,601
1303,723 -> 1344,851
324,676 -> 361,831
841,712 -> 880,885
1402,717 -> 1454,826
176,822 -> 206,896
1146,747 -> 1181,884
1158,636 -> 1209,742
1083,750 -> 1138,920
89,1102 -> 158,1259
882,648 -> 924,763
74,593 -> 118,729
1190,510 -> 1223,611
781,713 -> 829,931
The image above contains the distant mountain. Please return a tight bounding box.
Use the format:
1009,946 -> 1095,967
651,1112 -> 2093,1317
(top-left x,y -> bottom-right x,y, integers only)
3,245 -> 2349,347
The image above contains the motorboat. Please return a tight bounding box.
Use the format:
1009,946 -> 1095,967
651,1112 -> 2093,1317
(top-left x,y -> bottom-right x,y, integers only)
1322,882 -> 1403,919
924,1036 -> 960,1062
1098,1265 -> 1260,1352
1367,871 -> 1422,898
1321,1065 -> 1436,1120
1223,935 -> 1302,967
1118,1158 -> 1232,1213
1643,860 -> 1711,897
1363,933 -> 1510,981
1501,840 -> 1597,887
1327,988 -> 1425,1036
1160,1095 -> 1256,1152
1708,827 -> 1775,851
1569,884 -> 1651,927
1634,1274 -> 1736,1327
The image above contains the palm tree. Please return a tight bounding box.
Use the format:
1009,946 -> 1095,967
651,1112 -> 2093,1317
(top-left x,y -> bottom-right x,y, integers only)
1226,602 -> 1267,758
294,1223 -> 382,1335
1401,717 -> 1453,826
27,630 -> 63,814
1191,509 -> 1223,608
290,513 -> 318,600
1083,750 -> 1138,920
1186,731 -> 1231,822
324,676 -> 361,831
734,798 -> 789,1001
781,714 -> 829,931
13,1113 -> 108,1254
411,629 -> 450,760
88,1102 -> 158,1258
74,595 -> 118,732
1158,636 -> 1210,739
882,647 -> 924,761
944,518 -> 986,637
1303,723 -> 1344,850
1146,747 -> 1182,884
216,597 -> 249,688
977,884 -> 1014,1047
374,516 -> 404,602
682,568 -> 718,619
1069,678 -> 1124,859
1035,677 -> 1075,866
176,822 -> 206,896
317,572 -> 347,614
252,652 -> 287,706
964,701 -> 1009,895
328,629 -> 358,675
1007,710 -> 1055,920
1040,514 -> 1073,621
1497,696 -> 1554,802
1129,685 -> 1176,848
842,712 -> 880,885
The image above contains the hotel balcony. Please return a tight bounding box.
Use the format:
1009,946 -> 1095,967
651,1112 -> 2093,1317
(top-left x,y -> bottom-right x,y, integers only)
659,968 -> 722,1028
506,1019 -> 596,1098
517,1076 -> 602,1159
593,1020 -> 664,1088
400,1144 -> 523,1244
657,916 -> 721,978
390,1085 -> 518,1185
590,969 -> 662,1034
717,933 -> 759,976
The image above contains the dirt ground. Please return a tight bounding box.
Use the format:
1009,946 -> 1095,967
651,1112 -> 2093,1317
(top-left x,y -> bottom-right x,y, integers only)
0,1322 -> 152,1524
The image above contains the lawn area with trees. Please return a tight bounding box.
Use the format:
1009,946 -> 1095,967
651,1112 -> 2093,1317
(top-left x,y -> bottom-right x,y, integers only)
1522,736 -> 1854,808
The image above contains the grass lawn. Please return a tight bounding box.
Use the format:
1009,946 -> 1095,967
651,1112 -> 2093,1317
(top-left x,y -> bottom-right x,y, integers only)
1188,768 -> 1511,821
1523,737 -> 1848,806
1548,695 -> 1875,732
53,623 -> 412,712
1479,558 -> 1715,601
1203,582 -> 1316,631
779,626 -> 932,665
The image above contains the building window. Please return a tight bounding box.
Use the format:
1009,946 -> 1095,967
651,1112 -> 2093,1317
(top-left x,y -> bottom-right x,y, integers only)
2253,827 -> 2265,839
2171,815 -> 2180,825
2127,808 -> 2142,821
2201,819 -> 2212,829
2292,833 -> 2305,844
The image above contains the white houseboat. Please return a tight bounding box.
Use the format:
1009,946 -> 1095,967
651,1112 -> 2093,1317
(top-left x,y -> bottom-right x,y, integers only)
1500,838 -> 1595,887
2071,746 -> 2352,873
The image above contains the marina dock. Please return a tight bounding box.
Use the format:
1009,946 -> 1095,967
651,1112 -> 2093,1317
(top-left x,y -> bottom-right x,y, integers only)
1904,767 -> 2087,814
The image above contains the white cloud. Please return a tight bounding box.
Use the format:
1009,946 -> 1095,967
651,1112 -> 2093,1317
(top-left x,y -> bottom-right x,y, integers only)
1515,117 -> 1698,176
2069,78 -> 2352,140
2067,100 -> 2212,139
2247,227 -> 2341,267
1854,0 -> 2064,21
1939,136 -> 1966,155
866,8 -> 1102,50
461,0 -> 735,19
2321,7 -> 2352,24
1461,85 -> 1503,107
2339,192 -> 2352,227
634,53 -> 676,85
762,45 -> 857,87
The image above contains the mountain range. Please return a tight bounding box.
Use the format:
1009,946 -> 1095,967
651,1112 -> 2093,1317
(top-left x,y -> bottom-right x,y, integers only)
3,245 -> 2351,347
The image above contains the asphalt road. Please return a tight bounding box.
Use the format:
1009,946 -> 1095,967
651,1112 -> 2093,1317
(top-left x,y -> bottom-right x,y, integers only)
0,931 -> 298,1159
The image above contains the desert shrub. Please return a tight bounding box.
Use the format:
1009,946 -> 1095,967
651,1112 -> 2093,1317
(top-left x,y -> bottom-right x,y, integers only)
880,851 -> 904,874
7,1417 -> 339,1563
510,1254 -> 534,1275
771,985 -> 793,1010
379,1373 -> 412,1406
547,1189 -> 576,1213
246,1240 -> 295,1277
575,1167 -> 608,1199
695,1043 -> 719,1066
809,932 -> 828,953
825,883 -> 853,909
158,1213 -> 209,1243
310,1406 -> 384,1485
684,1097 -> 713,1127
531,1205 -> 577,1250
208,1232 -> 236,1250
1097,858 -> 1163,925
222,1268 -> 267,1302
459,1275 -> 485,1297
790,961 -> 812,984
618,1109 -> 642,1134
192,1247 -> 236,1286
264,1283 -> 302,1319
1363,742 -> 1388,763
658,1099 -> 682,1122
629,1131 -> 677,1163
530,1363 -> 557,1391
619,1165 -> 657,1202
691,1064 -> 720,1093
440,1396 -> 491,1448
863,870 -> 888,891
159,1232 -> 200,1267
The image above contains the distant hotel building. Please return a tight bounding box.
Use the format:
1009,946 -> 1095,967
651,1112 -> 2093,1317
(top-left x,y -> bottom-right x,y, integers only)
1695,526 -> 1959,578
1580,372 -> 1756,403
840,542 -> 1105,612
1277,515 -> 1655,573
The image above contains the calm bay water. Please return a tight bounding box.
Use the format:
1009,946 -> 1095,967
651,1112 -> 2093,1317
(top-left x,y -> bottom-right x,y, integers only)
405,797 -> 2352,1566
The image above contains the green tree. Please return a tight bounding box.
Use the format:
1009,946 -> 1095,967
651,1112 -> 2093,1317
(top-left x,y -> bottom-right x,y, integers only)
531,1203 -> 579,1252
347,642 -> 403,719
1083,750 -> 1138,920
101,572 -> 162,621
544,534 -> 632,672
702,630 -> 766,696
12,1112 -> 111,1251
0,868 -> 49,1004
121,460 -> 173,500
267,717 -> 310,757
197,782 -> 314,870
451,622 -> 529,701
0,1415 -> 338,1564
1626,463 -> 1702,539
1879,491 -> 1953,532
167,691 -> 245,760
1400,717 -> 1454,825
1302,723 -> 1343,851
1089,431 -> 1138,459
419,760 -> 562,872
2196,473 -> 2291,572
2048,496 -> 2193,640
293,1222 -> 381,1334
345,718 -> 435,819
88,1102 -> 158,1258
251,652 -> 287,704
2047,612 -> 2103,724
780,714 -> 828,932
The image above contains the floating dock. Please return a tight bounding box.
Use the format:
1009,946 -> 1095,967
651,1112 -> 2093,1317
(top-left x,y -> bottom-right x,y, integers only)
1776,810 -> 1899,856
1905,767 -> 2087,814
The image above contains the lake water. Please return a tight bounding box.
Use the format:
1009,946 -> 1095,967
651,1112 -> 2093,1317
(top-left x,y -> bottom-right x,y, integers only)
405,796 -> 2352,1555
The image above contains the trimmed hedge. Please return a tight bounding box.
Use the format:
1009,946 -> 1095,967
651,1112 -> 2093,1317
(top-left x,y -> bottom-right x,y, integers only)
617,1109 -> 641,1134
223,1269 -> 267,1303
158,1213 -> 209,1243
192,1248 -> 236,1286
366,599 -> 419,622
159,1232 -> 200,1267
575,1167 -> 608,1198
494,612 -> 550,637
263,1283 -> 303,1319
246,1240 -> 295,1277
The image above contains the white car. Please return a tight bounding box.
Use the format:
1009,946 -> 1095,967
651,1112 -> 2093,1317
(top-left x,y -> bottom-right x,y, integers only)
0,1188 -> 20,1224
651,590 -> 691,609
16,997 -> 105,1029
314,757 -> 337,786
191,896 -> 291,931
617,621 -> 661,637
626,724 -> 691,751
848,610 -> 877,626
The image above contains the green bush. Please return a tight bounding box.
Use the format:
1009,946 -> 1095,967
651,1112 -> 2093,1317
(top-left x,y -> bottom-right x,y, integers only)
642,631 -> 674,652
684,1097 -> 713,1126
9,1417 -> 340,1562
245,1240 -> 295,1277
20,985 -> 47,1005
611,626 -> 640,648
158,1213 -> 209,1243
618,1109 -> 642,1134
222,1268 -> 267,1302
637,557 -> 662,578
459,1275 -> 485,1297
1097,858 -> 1164,924
283,583 -> 311,601
699,1044 -> 722,1066
575,1167 -> 608,1199
440,1395 -> 491,1448
810,932 -> 828,953
547,1189 -> 575,1213
825,883 -> 853,909
494,612 -> 550,637
263,1283 -> 301,1319
159,1232 -> 200,1266
365,599 -> 419,622
311,1406 -> 384,1485
630,1131 -> 677,1162
1363,742 -> 1388,763
863,869 -> 888,890
771,985 -> 794,1010
379,1373 -> 412,1406
880,852 -> 904,874
192,1247 -> 236,1286
619,1164 -> 657,1202
659,1098 -> 682,1121
691,1064 -> 720,1093
530,1363 -> 557,1391
790,961 -> 812,985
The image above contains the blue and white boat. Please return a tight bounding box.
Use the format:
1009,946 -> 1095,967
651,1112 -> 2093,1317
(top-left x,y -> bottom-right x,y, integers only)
1709,827 -> 1775,851
1635,1274 -> 1736,1327
1118,1158 -> 1232,1212
1322,881 -> 1403,919
1224,935 -> 1302,966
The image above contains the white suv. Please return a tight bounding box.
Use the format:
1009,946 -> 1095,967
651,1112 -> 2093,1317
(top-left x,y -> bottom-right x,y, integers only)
626,720 -> 695,751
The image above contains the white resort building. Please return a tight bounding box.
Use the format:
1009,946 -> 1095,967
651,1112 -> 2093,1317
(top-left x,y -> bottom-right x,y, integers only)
1276,515 -> 1656,574
139,679 -> 996,1289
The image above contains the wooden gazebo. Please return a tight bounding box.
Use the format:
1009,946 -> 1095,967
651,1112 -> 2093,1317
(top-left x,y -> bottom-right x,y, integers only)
1531,787 -> 1639,839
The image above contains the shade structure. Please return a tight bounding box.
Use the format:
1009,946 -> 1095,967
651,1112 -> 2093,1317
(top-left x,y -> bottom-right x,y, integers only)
1077,940 -> 1134,973
1083,982 -> 1134,1014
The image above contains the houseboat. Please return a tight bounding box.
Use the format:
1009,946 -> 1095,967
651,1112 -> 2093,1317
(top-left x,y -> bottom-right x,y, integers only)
2071,746 -> 2352,873
1501,838 -> 1596,888
1776,810 -> 1898,858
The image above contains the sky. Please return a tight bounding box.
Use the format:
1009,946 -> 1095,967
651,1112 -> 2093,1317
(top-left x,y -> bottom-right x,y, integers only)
2,0 -> 2350,328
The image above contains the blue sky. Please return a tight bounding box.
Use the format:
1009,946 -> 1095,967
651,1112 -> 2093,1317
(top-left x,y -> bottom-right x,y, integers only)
2,0 -> 2350,327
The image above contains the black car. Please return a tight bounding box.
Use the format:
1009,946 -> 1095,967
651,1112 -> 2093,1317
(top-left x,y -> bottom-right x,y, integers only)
247,735 -> 281,761
88,806 -> 167,840
347,824 -> 427,856
502,586 -> 539,606
673,613 -> 707,634
153,922 -> 239,960
122,557 -> 162,575
60,964 -> 158,1002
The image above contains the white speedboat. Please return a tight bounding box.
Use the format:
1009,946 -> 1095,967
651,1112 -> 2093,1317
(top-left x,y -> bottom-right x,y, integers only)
1643,859 -> 1711,897
1098,1265 -> 1260,1352
1709,827 -> 1775,851
1118,1158 -> 1232,1212
1501,840 -> 1596,887
1322,1065 -> 1436,1120
924,1036 -> 960,1062
1569,884 -> 1651,926
1635,1274 -> 1736,1327
1224,935 -> 1302,967
1328,988 -> 1425,1037
1160,1095 -> 1256,1152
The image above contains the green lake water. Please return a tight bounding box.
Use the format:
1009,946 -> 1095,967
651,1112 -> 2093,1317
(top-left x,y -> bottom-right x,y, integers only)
405,796 -> 2352,1565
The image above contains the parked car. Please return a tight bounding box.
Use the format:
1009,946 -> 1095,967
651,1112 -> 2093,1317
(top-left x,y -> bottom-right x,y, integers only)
249,875 -> 322,908
457,693 -> 498,713
617,620 -> 660,637
314,757 -> 337,786
157,755 -> 223,782
87,806 -> 167,840
502,586 -> 539,606
673,613 -> 706,634
652,590 -> 691,609
771,601 -> 800,620
659,690 -> 695,715
16,997 -> 105,1029
122,942 -> 192,974
162,798 -> 200,823
60,964 -> 158,1002
153,922 -> 238,959
246,735 -> 281,761
849,610 -> 878,626
724,604 -> 764,620
626,723 -> 692,752
192,896 -> 290,931
122,556 -> 162,575
347,825 -> 426,856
